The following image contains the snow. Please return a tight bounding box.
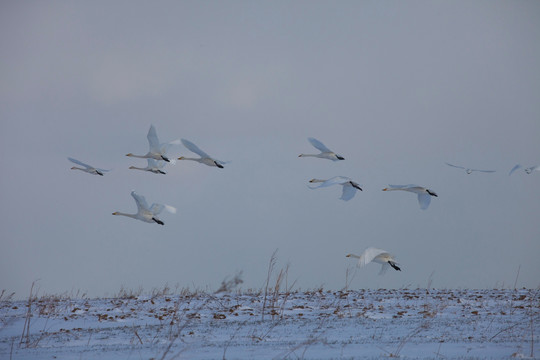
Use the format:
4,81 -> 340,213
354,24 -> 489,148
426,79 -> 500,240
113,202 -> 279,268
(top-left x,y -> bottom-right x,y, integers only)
1,289 -> 537,359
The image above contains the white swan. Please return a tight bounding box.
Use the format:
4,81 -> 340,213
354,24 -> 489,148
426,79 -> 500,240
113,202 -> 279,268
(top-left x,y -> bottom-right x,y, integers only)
178,139 -> 226,168
126,125 -> 180,162
308,176 -> 362,201
112,191 -> 176,225
129,159 -> 167,175
68,157 -> 109,176
445,162 -> 496,174
509,164 -> 540,175
346,247 -> 401,274
298,137 -> 344,161
382,184 -> 438,210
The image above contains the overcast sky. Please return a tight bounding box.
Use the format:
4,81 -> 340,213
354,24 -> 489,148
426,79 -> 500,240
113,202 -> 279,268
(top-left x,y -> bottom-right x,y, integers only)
1,1 -> 539,298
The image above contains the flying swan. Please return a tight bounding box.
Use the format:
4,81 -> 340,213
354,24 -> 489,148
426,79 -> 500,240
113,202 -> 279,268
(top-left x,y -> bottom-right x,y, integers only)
68,157 -> 109,176
129,158 -> 167,175
382,184 -> 438,210
346,247 -> 401,274
112,191 -> 176,225
299,137 -> 344,161
445,162 -> 496,174
126,125 -> 180,162
509,164 -> 540,175
308,176 -> 362,201
178,139 -> 226,168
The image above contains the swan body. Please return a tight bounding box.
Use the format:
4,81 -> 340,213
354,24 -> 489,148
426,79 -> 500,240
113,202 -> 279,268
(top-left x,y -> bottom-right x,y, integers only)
299,137 -> 344,161
346,247 -> 401,274
308,176 -> 362,201
178,139 -> 225,168
509,164 -> 540,175
112,191 -> 176,225
382,184 -> 438,210
445,162 -> 496,174
126,125 -> 180,162
129,159 -> 167,174
68,157 -> 109,176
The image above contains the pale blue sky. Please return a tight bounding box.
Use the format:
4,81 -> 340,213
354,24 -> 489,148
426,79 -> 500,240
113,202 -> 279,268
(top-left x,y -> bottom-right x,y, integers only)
1,1 -> 539,298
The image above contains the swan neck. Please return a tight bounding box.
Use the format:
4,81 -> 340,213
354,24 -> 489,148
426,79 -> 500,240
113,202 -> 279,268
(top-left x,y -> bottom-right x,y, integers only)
113,212 -> 137,218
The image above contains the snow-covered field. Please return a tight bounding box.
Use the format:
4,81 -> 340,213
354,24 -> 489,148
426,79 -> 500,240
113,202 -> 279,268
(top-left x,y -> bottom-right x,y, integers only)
1,288 -> 537,359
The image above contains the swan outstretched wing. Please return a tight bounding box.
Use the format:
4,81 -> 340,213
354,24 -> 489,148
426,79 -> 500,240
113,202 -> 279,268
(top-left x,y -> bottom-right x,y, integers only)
164,204 -> 177,214
378,263 -> 390,275
308,137 -> 332,153
340,183 -> 358,201
160,139 -> 181,154
181,139 -> 211,158
313,176 -> 350,188
131,191 -> 150,213
150,203 -> 177,215
445,162 -> 465,170
147,125 -> 161,152
509,164 -> 522,176
474,169 -> 496,173
68,157 -> 92,169
358,247 -> 387,267
147,158 -> 166,169
417,193 -> 432,210
386,184 -> 407,189
386,184 -> 419,191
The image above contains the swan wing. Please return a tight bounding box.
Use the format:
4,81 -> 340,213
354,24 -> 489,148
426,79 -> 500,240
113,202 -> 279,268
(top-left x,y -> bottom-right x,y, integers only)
131,191 -> 150,213
147,158 -> 167,169
358,247 -> 387,267
150,203 -> 176,215
68,157 -> 92,169
473,169 -> 496,173
340,183 -> 357,201
316,176 -> 350,188
159,139 -> 181,153
378,263 -> 390,275
445,162 -> 465,169
147,125 -> 161,152
164,204 -> 177,214
308,137 -> 332,153
181,139 -> 211,158
509,164 -> 522,176
386,184 -> 409,190
417,193 -> 432,210
147,158 -> 158,168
